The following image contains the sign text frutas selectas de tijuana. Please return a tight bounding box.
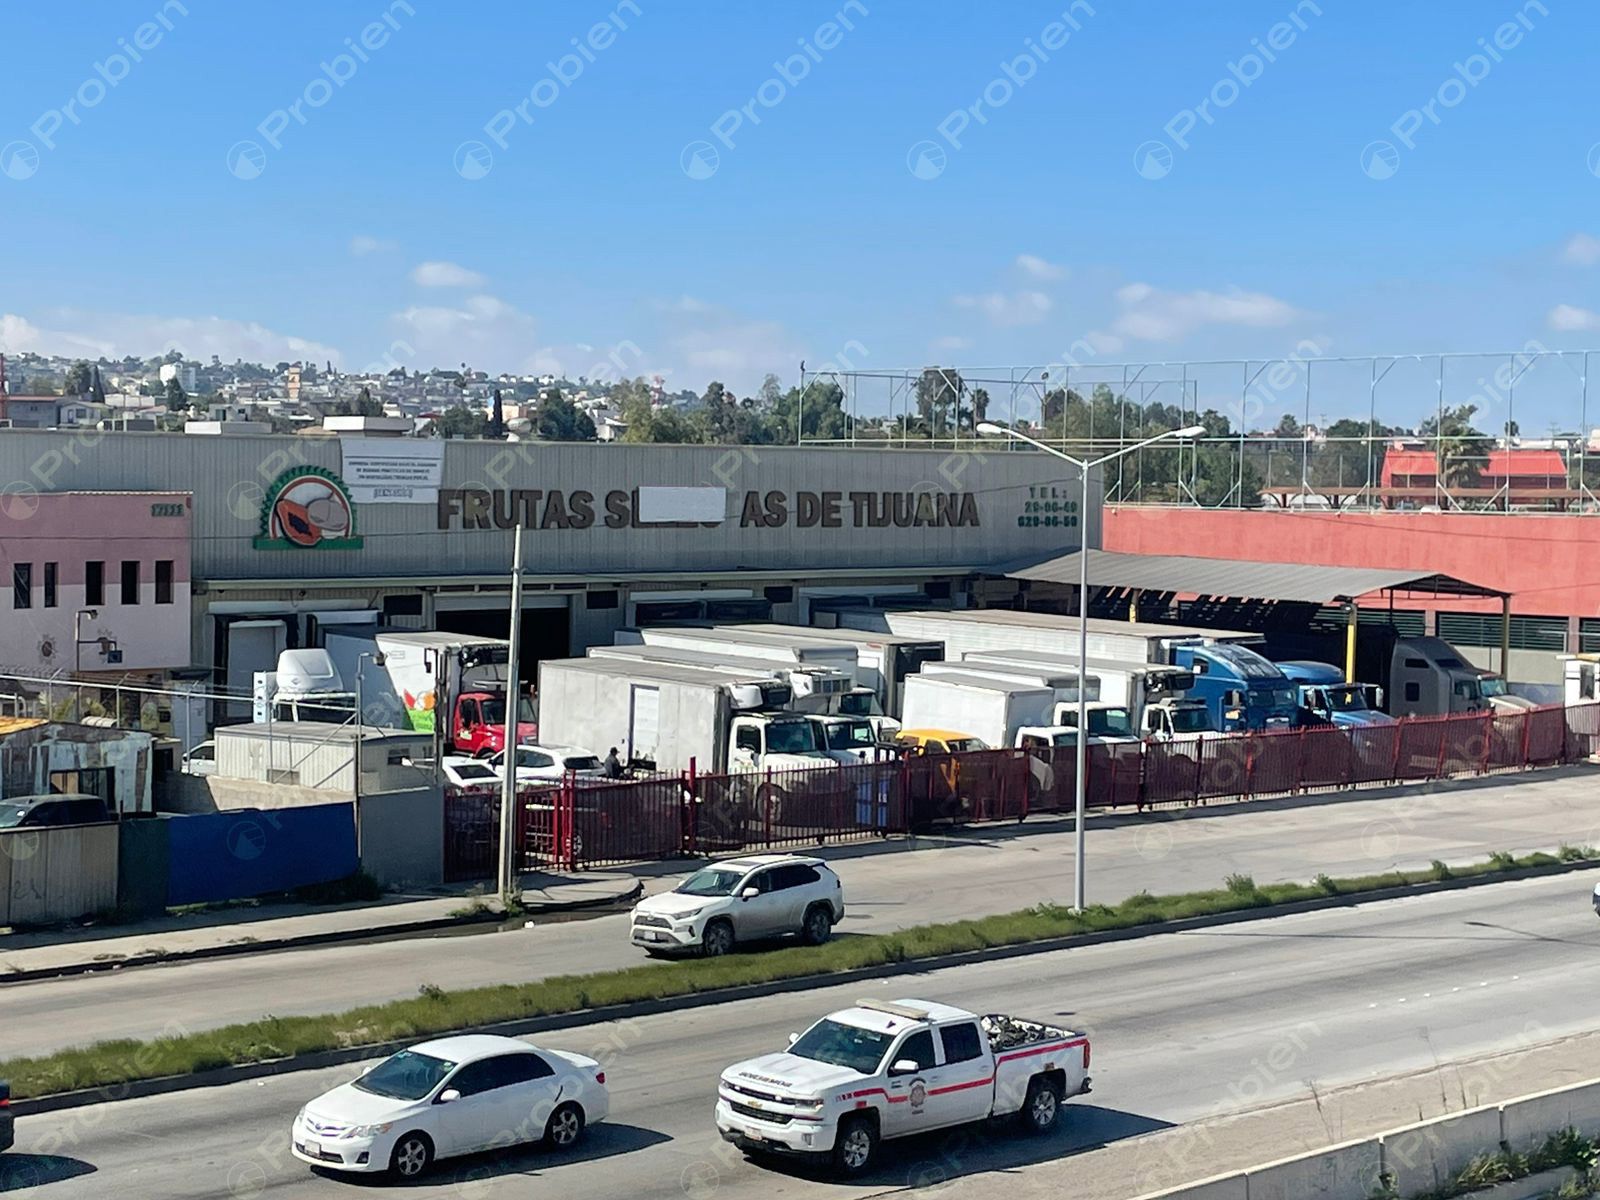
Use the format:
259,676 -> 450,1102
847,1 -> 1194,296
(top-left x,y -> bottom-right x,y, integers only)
436,488 -> 981,530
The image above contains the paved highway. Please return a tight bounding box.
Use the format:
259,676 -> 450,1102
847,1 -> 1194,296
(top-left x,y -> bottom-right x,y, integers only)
3,767 -> 1594,1058
6,872 -> 1600,1200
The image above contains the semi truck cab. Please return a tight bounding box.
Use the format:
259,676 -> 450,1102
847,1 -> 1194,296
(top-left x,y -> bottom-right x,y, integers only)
1170,644 -> 1299,732
1276,661 -> 1394,728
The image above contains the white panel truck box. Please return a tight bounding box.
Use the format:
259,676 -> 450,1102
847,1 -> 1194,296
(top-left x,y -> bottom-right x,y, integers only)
536,657 -> 827,777
720,623 -> 945,721
617,626 -> 857,712
899,675 -> 1055,749
834,609 -> 1261,667
717,997 -> 1090,1177
962,649 -> 1215,739
918,661 -> 1098,706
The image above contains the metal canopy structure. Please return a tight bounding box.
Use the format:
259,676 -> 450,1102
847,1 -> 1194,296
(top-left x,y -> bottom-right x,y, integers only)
998,549 -> 1508,604
994,549 -> 1512,680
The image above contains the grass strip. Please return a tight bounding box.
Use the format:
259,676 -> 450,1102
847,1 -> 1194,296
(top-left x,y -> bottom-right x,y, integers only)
1,847 -> 1589,1102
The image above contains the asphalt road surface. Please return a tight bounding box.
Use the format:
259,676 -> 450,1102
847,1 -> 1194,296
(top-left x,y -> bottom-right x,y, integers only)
6,872 -> 1600,1200
3,767 -> 1594,1059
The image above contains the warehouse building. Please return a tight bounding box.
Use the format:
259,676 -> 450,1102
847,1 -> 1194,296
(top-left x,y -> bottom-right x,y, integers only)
0,429 -> 1087,698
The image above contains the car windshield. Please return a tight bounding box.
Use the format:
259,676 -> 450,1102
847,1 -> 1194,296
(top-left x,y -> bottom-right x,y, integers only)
352,1049 -> 456,1100
788,1019 -> 893,1076
1169,706 -> 1212,733
1324,686 -> 1369,712
676,867 -> 746,897
766,722 -> 819,754
824,722 -> 875,749
1088,709 -> 1133,737
945,737 -> 985,753
451,763 -> 496,781
481,696 -> 536,725
563,755 -> 601,771
0,803 -> 28,829
1480,677 -> 1509,698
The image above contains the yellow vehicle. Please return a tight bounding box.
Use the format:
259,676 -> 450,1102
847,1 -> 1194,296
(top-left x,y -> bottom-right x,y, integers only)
892,728 -> 990,755
892,729 -> 990,829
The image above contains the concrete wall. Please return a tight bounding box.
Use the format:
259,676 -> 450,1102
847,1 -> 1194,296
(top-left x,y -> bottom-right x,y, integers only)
358,787 -> 443,888
1244,1137 -> 1383,1200
1501,1080 -> 1600,1149
0,822 -> 118,924
1380,1105 -> 1502,1197
159,773 -> 346,813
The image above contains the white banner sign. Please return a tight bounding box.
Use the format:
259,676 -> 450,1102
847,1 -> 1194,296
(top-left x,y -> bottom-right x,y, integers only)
635,486 -> 727,523
341,438 -> 445,505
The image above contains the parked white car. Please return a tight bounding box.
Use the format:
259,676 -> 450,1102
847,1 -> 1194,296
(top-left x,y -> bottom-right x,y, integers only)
631,854 -> 844,956
181,740 -> 217,776
488,743 -> 607,783
291,1034 -> 608,1179
440,755 -> 500,789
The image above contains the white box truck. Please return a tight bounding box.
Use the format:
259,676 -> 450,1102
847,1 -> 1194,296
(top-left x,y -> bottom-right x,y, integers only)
617,626 -> 857,710
961,649 -> 1215,739
899,675 -> 1055,749
917,661 -> 1099,706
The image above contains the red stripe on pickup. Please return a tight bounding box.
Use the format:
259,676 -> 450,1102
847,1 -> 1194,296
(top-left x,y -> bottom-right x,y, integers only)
995,1037 -> 1087,1066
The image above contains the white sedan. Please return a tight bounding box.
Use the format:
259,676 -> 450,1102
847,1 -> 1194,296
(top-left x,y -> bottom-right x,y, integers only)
440,755 -> 501,789
488,743 -> 607,783
291,1034 -> 608,1179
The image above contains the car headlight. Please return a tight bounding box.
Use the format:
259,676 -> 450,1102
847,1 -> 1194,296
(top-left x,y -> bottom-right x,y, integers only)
343,1122 -> 394,1139
787,1095 -> 825,1109
673,907 -> 705,922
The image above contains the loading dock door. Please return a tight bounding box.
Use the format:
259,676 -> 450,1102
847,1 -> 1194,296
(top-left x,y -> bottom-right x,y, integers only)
434,599 -> 571,691
629,685 -> 660,766
224,620 -> 288,720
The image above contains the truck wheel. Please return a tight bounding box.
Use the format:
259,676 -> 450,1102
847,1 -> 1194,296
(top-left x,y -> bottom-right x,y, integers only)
800,904 -> 833,946
1020,1075 -> 1062,1135
701,919 -> 735,958
832,1114 -> 878,1176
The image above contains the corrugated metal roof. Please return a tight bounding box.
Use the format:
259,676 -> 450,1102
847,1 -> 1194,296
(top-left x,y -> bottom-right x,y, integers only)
999,549 -> 1507,602
0,717 -> 48,736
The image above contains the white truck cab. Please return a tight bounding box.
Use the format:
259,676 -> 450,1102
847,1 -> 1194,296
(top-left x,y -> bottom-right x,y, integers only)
717,997 -> 1090,1177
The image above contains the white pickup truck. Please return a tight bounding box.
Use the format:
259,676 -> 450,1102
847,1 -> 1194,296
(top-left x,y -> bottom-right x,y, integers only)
716,997 -> 1091,1176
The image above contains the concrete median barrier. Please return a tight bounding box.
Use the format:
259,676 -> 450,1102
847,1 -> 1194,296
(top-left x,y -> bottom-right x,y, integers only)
1129,1171 -> 1247,1200
1244,1137 -> 1383,1200
1501,1079 -> 1600,1149
1379,1104 -> 1503,1197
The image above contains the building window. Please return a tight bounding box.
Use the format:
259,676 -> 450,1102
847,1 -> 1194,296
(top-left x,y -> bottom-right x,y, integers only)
155,560 -> 174,605
43,561 -> 57,608
121,560 -> 139,605
12,562 -> 31,609
85,560 -> 104,606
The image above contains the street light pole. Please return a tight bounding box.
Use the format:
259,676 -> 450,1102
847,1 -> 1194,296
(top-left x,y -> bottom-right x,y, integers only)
977,421 -> 1205,911
498,523 -> 526,907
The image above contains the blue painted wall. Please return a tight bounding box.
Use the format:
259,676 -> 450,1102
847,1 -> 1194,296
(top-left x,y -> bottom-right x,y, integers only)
164,804 -> 357,906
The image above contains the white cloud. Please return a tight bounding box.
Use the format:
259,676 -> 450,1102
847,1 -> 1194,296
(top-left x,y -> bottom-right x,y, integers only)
410,260 -> 488,288
932,335 -> 973,352
1015,253 -> 1065,281
392,293 -> 541,368
350,234 -> 397,256
1562,234 -> 1600,266
951,290 -> 1053,327
0,308 -> 342,364
653,298 -> 806,391
1548,303 -> 1600,332
656,294 -> 717,315
1100,283 -> 1302,343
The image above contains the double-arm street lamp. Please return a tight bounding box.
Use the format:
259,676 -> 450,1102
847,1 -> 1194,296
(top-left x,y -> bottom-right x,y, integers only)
976,421 -> 1206,911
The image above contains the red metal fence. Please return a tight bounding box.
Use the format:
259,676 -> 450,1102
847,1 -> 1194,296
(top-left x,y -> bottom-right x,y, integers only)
442,702 -> 1600,880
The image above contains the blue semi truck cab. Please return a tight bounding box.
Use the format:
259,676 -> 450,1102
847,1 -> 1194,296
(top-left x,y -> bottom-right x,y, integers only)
1168,643 -> 1300,732
1276,661 -> 1396,728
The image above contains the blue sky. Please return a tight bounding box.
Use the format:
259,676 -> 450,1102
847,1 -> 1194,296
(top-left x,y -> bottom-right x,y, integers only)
3,0 -> 1599,430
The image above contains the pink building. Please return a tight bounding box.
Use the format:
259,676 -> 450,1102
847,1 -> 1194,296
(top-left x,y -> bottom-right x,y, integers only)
0,492 -> 192,678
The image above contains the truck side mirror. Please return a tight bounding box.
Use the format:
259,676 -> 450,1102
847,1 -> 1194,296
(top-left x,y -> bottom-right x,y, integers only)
787,1032 -> 799,1047
889,1059 -> 920,1076
740,886 -> 760,900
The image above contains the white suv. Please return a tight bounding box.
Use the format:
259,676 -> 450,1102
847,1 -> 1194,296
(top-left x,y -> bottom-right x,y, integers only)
630,854 -> 845,957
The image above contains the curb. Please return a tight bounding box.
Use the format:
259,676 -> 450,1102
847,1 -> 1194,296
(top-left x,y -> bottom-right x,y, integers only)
13,856 -> 1595,1116
0,882 -> 642,986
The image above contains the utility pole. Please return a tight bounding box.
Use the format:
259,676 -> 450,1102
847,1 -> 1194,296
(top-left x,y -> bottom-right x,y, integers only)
497,524 -> 525,906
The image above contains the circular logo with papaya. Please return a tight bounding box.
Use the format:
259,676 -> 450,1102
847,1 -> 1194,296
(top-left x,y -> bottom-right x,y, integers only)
252,467 -> 363,550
